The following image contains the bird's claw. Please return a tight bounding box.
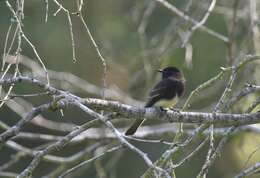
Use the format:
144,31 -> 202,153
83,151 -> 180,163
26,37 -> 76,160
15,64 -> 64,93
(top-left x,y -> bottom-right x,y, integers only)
169,107 -> 181,113
159,106 -> 168,112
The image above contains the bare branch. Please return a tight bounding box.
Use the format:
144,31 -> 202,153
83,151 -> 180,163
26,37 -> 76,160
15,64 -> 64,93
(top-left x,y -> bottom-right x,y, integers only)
234,162 -> 260,178
17,118 -> 100,178
0,102 -> 64,143
153,0 -> 229,42
58,145 -> 123,178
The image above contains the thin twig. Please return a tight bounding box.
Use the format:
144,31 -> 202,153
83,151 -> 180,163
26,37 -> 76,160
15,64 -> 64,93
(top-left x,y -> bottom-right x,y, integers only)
77,5 -> 107,100
153,0 -> 229,42
5,0 -> 50,85
17,119 -> 100,178
182,0 -> 217,46
58,145 -> 122,178
234,162 -> 260,178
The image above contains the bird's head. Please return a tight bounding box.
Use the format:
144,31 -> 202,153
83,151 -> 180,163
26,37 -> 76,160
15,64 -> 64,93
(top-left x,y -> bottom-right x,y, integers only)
157,66 -> 184,80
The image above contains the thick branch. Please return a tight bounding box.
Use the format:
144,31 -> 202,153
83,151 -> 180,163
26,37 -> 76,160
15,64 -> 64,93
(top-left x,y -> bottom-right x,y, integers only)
0,76 -> 260,127
84,98 -> 260,126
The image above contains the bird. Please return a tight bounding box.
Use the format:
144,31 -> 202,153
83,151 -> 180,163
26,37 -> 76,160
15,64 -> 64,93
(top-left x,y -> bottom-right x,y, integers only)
125,66 -> 185,135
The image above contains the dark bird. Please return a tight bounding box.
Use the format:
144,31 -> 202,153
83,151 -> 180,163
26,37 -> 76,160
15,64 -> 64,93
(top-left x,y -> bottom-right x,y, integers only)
125,66 -> 185,135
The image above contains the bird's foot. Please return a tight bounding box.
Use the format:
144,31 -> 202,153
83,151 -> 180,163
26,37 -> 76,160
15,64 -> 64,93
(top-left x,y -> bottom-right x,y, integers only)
157,106 -> 168,112
169,107 -> 181,113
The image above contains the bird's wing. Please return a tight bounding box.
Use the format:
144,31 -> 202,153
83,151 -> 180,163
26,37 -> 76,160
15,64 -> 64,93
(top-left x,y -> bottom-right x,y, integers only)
145,78 -> 179,107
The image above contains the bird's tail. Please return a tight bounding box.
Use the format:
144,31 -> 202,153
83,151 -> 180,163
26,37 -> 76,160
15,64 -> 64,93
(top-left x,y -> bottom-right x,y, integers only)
125,119 -> 145,135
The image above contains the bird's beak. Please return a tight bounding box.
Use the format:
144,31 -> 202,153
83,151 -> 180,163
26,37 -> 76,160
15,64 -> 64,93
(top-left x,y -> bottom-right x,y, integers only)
157,69 -> 163,73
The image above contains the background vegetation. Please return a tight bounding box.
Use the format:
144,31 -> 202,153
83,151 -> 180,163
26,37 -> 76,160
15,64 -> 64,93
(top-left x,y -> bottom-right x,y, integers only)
0,0 -> 260,178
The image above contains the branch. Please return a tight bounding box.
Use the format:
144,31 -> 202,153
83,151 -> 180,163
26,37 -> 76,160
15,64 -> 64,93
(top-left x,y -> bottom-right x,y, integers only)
153,0 -> 229,42
223,84 -> 260,112
234,162 -> 260,178
0,69 -> 259,177
73,101 -> 171,178
84,98 -> 260,126
17,119 -> 100,178
58,145 -> 123,178
1,76 -> 260,127
0,102 -> 65,143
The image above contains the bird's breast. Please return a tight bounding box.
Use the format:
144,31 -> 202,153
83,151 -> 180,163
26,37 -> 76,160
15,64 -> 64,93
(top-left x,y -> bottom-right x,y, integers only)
153,96 -> 179,108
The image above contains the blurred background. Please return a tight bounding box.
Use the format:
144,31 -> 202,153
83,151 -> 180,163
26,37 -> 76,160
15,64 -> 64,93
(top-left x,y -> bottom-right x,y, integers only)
0,0 -> 260,177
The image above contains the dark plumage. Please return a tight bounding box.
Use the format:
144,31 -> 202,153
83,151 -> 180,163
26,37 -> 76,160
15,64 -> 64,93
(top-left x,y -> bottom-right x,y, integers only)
125,66 -> 185,135
145,78 -> 184,107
